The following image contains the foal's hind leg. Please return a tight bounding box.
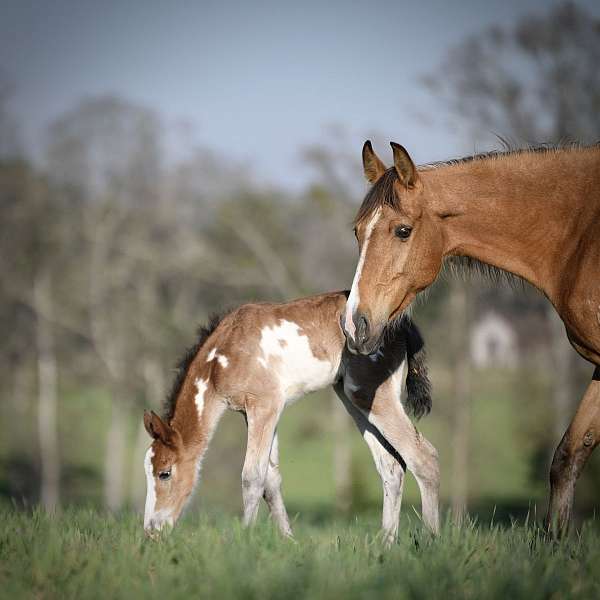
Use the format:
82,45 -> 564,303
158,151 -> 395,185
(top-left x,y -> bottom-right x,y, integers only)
334,381 -> 405,546
262,433 -> 293,537
546,368 -> 600,536
347,373 -> 440,534
241,398 -> 283,528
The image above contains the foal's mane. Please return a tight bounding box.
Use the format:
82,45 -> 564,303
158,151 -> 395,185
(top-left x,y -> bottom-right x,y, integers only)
354,142 -> 598,290
163,311 -> 230,422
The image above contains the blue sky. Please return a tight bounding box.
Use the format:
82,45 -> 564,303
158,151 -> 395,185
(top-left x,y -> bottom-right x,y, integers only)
2,0 -> 598,187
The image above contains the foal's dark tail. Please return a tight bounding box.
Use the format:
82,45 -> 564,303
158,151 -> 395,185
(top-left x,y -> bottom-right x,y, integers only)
403,318 -> 432,420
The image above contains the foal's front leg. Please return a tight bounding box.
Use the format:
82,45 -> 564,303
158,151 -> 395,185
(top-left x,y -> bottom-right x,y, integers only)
347,373 -> 440,534
241,399 -> 283,528
334,381 -> 405,546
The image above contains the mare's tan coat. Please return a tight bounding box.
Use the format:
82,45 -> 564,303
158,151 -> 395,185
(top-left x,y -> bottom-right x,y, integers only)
345,142 -> 600,534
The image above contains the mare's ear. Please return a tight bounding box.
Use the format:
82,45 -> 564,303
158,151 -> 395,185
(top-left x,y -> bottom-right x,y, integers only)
143,410 -> 179,446
390,142 -> 419,189
362,140 -> 387,184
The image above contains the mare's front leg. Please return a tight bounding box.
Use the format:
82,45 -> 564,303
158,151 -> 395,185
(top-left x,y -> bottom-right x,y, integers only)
334,381 -> 405,546
347,371 -> 440,534
262,432 -> 293,537
546,367 -> 600,537
241,396 -> 283,528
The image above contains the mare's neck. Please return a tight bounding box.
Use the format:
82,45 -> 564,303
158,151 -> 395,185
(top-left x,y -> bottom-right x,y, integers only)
425,149 -> 599,302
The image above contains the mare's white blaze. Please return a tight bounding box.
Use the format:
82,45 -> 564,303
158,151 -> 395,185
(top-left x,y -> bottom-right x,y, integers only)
345,208 -> 381,340
143,447 -> 156,530
257,319 -> 336,402
194,377 -> 208,418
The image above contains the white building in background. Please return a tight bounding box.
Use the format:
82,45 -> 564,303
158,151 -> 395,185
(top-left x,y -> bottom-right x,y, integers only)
470,311 -> 518,369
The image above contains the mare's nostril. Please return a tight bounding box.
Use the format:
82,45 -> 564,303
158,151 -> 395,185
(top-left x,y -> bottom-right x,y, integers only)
356,314 -> 370,345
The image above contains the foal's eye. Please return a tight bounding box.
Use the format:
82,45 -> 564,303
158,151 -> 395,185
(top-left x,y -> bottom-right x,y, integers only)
395,225 -> 412,240
158,470 -> 172,481
353,227 -> 358,240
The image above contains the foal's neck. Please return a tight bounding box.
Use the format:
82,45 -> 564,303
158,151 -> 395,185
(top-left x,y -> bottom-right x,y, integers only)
426,147 -> 600,301
170,363 -> 225,469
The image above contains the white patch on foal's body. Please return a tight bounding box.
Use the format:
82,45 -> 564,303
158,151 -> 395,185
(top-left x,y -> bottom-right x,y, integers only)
207,348 -> 229,368
345,208 -> 381,340
143,447 -> 156,530
257,319 -> 336,402
194,377 -> 208,418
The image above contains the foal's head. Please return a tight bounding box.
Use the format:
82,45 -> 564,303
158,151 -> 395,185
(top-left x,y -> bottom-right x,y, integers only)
143,410 -> 195,534
343,141 -> 445,355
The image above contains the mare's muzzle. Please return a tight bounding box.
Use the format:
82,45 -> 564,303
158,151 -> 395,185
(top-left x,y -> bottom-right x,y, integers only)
341,311 -> 384,356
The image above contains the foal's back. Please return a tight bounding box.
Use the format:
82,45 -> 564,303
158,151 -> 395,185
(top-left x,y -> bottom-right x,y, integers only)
198,292 -> 348,408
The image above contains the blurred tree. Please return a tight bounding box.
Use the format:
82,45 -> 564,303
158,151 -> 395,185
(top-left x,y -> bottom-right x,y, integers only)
0,74 -> 22,160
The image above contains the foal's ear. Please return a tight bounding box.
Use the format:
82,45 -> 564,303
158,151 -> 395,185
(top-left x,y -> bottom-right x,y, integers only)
143,410 -> 177,445
390,142 -> 419,189
362,140 -> 387,184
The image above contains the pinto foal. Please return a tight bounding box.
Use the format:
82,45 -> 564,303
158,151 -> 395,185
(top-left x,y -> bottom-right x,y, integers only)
143,291 -> 439,542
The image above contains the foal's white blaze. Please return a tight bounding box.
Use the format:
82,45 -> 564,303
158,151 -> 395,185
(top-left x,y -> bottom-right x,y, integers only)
345,208 -> 381,341
143,447 -> 156,530
194,377 -> 208,418
257,319 -> 336,401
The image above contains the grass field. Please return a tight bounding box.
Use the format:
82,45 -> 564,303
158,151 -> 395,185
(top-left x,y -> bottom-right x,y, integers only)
1,507 -> 599,599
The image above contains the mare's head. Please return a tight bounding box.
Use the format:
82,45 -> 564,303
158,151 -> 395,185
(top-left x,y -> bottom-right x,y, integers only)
343,141 -> 445,354
143,410 -> 194,535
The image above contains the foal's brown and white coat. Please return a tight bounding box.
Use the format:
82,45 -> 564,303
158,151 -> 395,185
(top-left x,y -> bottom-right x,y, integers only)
143,291 -> 439,542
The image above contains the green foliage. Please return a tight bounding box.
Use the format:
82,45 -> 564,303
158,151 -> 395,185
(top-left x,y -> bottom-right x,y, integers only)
1,507 -> 599,599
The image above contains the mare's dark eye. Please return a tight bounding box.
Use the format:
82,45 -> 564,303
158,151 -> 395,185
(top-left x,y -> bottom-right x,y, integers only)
395,225 -> 412,240
158,470 -> 172,481
353,227 -> 358,240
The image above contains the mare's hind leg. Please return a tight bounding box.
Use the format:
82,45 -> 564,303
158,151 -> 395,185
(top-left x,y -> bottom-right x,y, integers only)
346,371 -> 440,534
262,433 -> 293,537
546,367 -> 600,536
241,398 -> 283,528
334,381 -> 405,546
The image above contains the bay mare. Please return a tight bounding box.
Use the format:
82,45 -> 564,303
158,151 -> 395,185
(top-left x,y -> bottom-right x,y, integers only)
343,140 -> 600,535
143,291 -> 439,543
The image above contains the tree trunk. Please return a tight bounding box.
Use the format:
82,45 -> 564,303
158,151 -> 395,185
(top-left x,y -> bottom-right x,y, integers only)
34,270 -> 60,512
547,307 -> 573,441
331,392 -> 352,513
449,280 -> 471,523
104,391 -> 127,511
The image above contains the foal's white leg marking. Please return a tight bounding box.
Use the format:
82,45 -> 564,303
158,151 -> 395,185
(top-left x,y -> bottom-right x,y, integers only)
194,377 -> 208,418
262,433 -> 293,537
346,208 -> 381,340
242,407 -> 282,528
333,381 -> 404,547
143,447 -> 156,530
256,319 -> 336,401
358,364 -> 440,535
